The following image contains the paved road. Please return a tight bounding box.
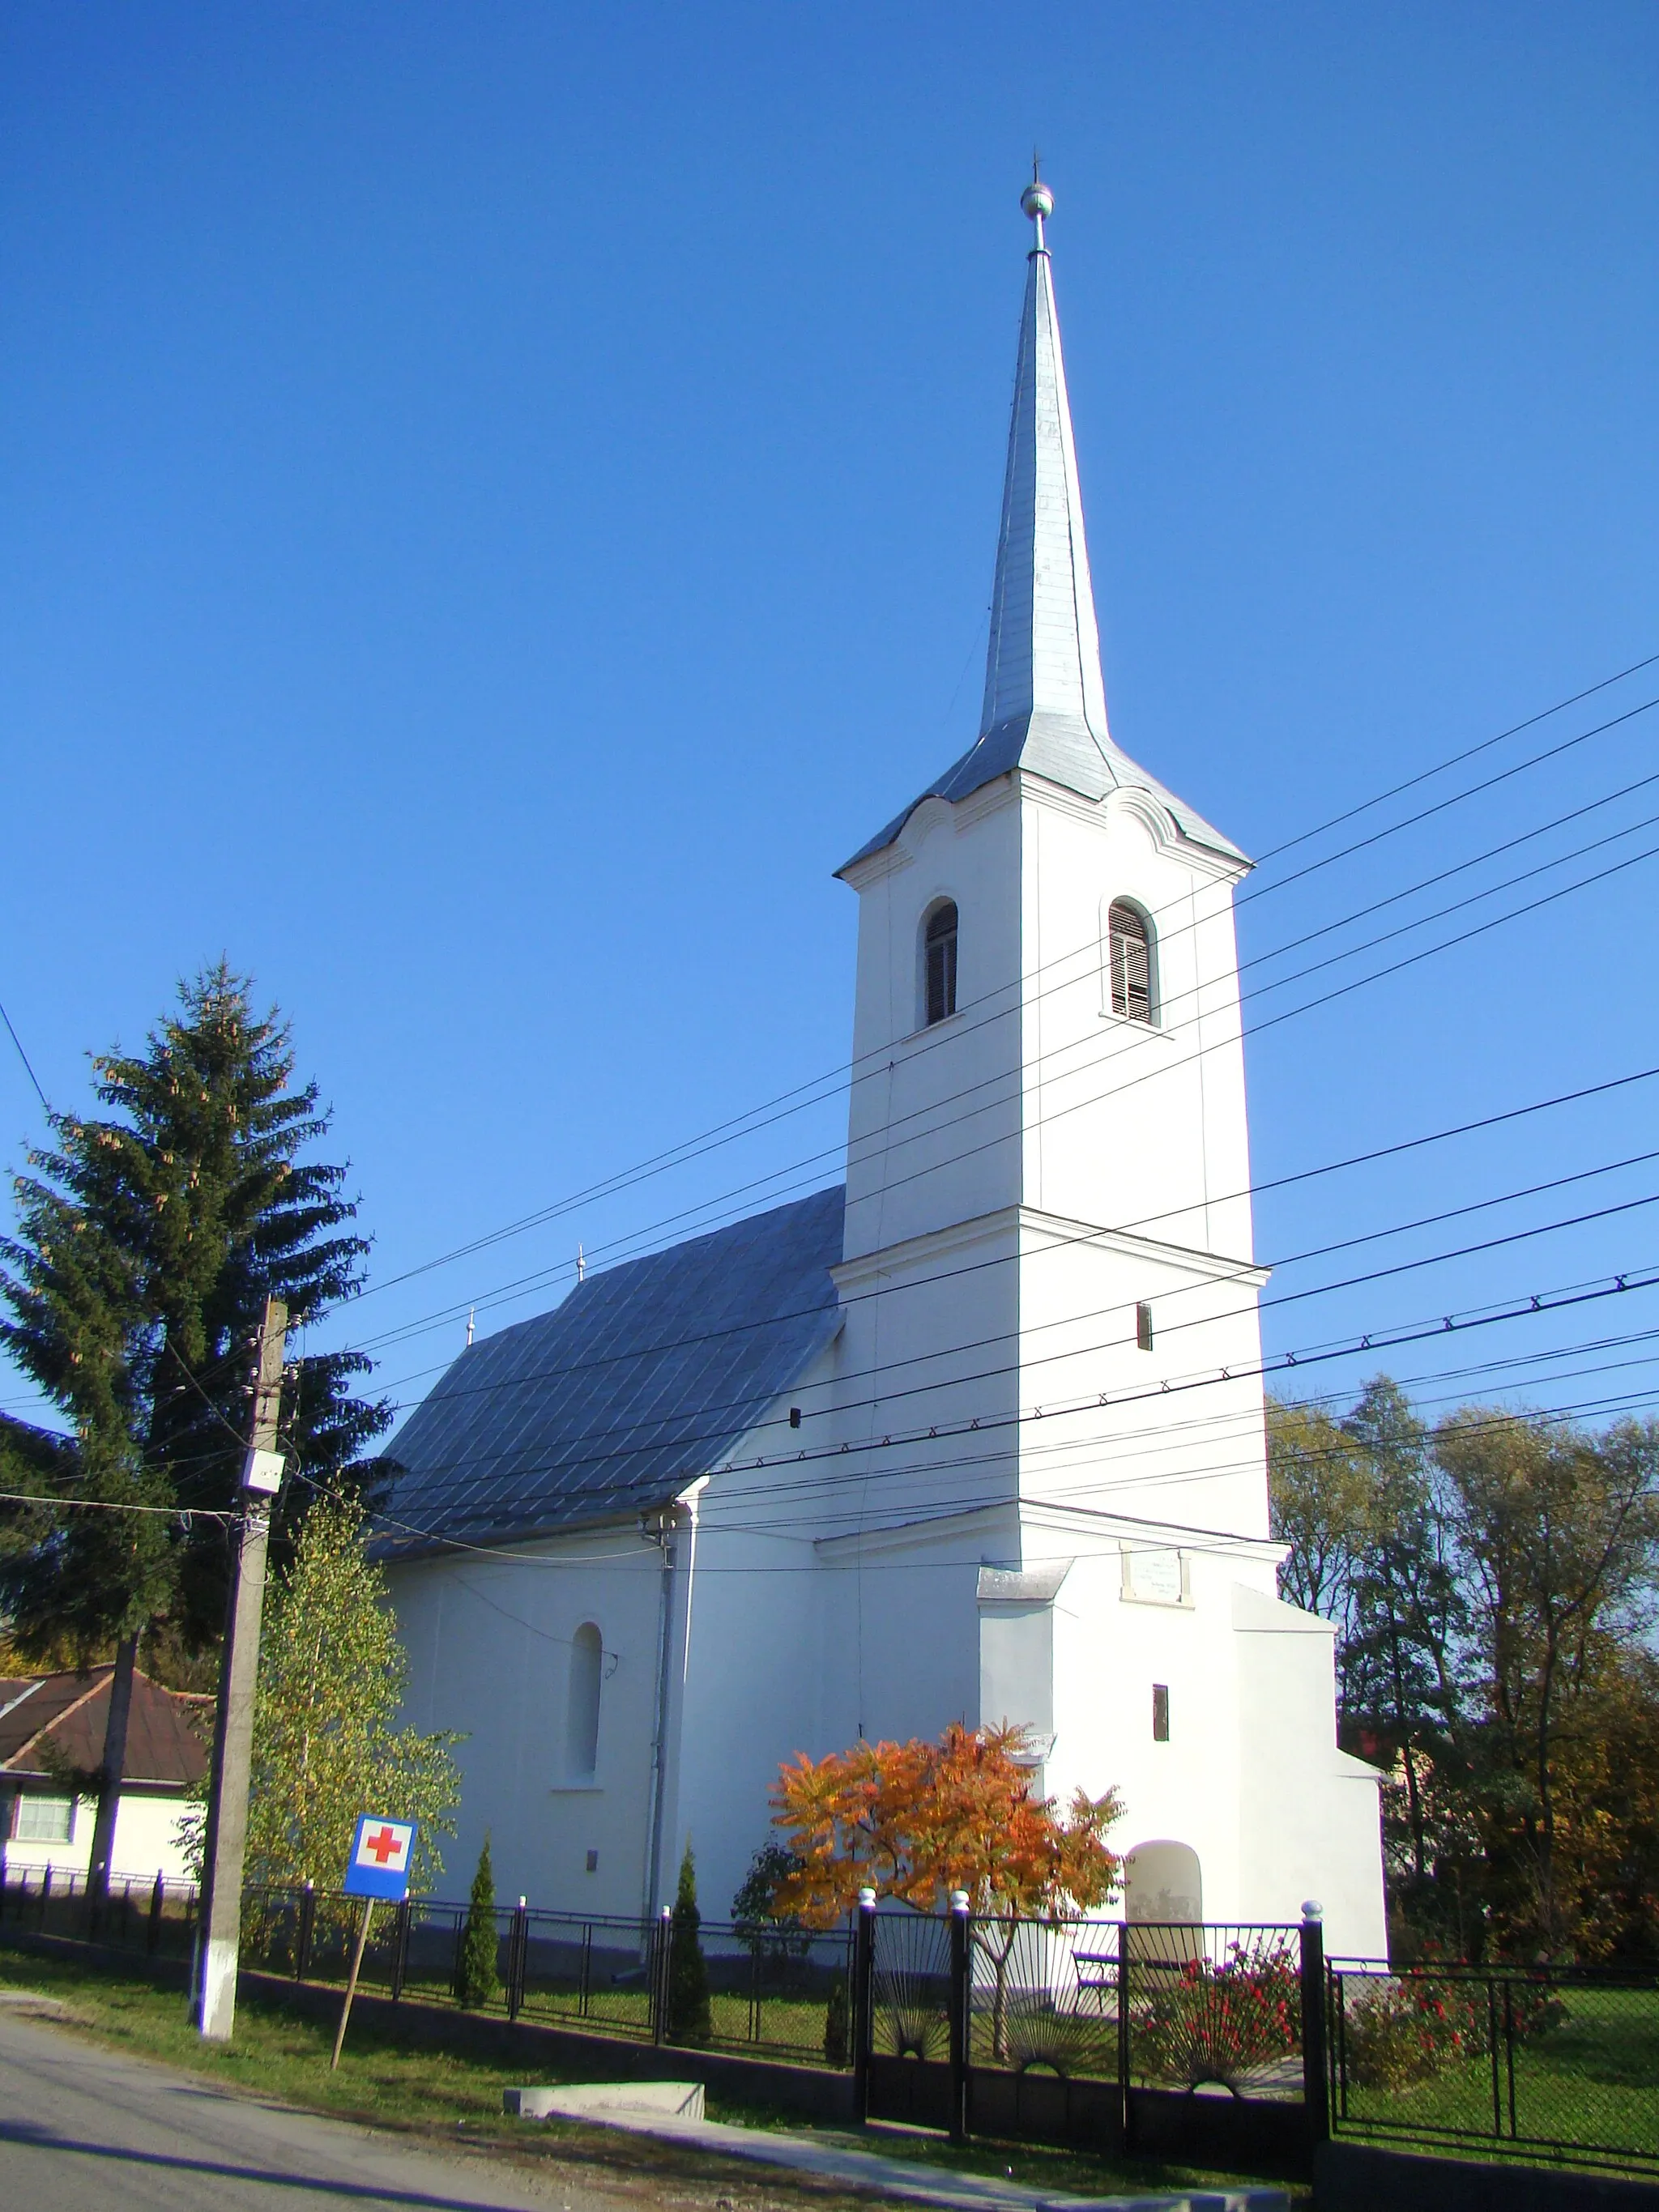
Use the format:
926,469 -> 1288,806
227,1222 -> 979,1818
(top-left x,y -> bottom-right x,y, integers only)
0,2007 -> 561,2212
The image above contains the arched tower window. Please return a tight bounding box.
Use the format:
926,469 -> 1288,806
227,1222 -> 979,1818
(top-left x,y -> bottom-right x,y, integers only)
566,1622 -> 603,1779
1107,901 -> 1154,1025
923,901 -> 958,1026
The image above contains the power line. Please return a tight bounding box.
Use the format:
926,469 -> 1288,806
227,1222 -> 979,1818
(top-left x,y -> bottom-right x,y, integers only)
348,791 -> 1659,1363
375,1255 -> 1659,1542
356,1030 -> 1659,1414
360,1144 -> 1659,1474
1246,649 -> 1659,869
344,663 -> 1659,1314
0,998 -> 49,1114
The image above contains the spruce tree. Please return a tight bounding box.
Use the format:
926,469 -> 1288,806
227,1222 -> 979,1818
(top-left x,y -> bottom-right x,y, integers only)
457,1833 -> 501,2010
666,1842 -> 711,2045
0,964 -> 388,1898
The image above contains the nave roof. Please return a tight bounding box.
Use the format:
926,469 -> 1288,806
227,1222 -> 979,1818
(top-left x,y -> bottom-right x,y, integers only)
377,1186 -> 844,1556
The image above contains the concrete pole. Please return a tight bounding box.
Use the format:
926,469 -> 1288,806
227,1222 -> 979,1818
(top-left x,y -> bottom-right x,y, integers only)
194,1295 -> 287,2041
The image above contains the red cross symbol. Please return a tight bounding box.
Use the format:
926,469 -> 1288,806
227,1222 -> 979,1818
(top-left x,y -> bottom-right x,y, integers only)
362,1825 -> 403,1865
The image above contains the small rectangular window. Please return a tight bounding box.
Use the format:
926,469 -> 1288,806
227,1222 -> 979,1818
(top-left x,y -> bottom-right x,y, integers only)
1136,1301 -> 1154,1352
15,1793 -> 74,1843
1152,1685 -> 1171,1742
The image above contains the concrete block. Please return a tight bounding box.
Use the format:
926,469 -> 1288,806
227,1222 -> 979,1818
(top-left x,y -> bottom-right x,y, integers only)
504,2082 -> 706,2123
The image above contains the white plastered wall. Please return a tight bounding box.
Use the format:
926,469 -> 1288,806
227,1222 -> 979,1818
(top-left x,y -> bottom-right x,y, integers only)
1,1786 -> 194,1885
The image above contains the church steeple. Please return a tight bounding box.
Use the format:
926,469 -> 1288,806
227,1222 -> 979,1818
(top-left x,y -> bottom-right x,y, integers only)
840,178 -> 1243,875
979,174 -> 1111,757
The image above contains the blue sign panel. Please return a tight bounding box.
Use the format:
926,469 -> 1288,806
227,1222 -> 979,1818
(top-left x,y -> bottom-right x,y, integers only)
343,1813 -> 418,1901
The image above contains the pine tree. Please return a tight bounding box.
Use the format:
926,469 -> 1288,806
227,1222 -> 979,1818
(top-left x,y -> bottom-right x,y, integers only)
457,1834 -> 501,2010
0,965 -> 388,1898
666,1841 -> 711,2045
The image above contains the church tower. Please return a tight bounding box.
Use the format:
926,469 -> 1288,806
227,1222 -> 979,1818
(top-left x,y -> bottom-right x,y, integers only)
828,181 -> 1387,1950
378,178 -> 1388,1964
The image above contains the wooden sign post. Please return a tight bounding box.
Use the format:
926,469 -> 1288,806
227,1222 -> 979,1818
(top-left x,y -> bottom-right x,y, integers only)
331,1813 -> 417,2071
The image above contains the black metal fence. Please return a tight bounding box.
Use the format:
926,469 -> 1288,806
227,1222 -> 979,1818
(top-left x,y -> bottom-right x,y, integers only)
861,1903 -> 1324,2170
1328,1957 -> 1659,2176
238,1885 -> 855,2069
7,1864 -> 1654,2180
0,1862 -> 199,1958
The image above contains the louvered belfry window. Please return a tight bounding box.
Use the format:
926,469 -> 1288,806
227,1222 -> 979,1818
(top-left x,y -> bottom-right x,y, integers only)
924,901 -> 959,1026
1108,901 -> 1153,1023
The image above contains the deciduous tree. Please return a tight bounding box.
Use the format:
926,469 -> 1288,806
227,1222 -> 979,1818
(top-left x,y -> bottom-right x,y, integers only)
1436,1405 -> 1659,1954
241,1494 -> 459,1895
770,1722 -> 1121,2057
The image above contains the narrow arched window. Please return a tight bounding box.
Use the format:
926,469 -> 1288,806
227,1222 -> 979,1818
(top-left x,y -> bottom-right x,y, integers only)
923,901 -> 958,1025
1107,901 -> 1154,1024
566,1622 -> 602,1779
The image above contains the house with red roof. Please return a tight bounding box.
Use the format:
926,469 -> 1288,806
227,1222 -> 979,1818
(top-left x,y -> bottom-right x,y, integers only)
0,1666 -> 208,1885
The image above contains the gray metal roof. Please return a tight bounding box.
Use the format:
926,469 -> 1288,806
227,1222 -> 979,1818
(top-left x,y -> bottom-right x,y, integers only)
376,1187 -> 845,1555
841,196 -> 1245,876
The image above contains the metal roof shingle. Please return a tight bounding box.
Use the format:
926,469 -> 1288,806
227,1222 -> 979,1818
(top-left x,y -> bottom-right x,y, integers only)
377,1186 -> 845,1555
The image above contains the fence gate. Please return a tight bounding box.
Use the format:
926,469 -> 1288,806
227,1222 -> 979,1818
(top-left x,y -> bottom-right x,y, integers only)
860,1905 -> 1321,2167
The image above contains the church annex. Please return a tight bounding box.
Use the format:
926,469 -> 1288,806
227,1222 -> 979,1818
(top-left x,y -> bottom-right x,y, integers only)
381,181 -> 1388,1960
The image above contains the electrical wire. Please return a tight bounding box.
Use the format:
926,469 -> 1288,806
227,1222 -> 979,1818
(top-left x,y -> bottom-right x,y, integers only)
341,664 -> 1659,1312
369,1255 -> 1659,1548
343,794 -> 1659,1362
356,1146 -> 1659,1481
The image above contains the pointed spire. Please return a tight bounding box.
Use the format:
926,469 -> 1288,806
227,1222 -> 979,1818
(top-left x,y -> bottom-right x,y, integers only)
837,176 -> 1246,877
979,173 -> 1111,753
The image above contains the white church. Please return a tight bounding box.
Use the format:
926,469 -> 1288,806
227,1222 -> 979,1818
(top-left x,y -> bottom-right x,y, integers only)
382,181 -> 1388,1962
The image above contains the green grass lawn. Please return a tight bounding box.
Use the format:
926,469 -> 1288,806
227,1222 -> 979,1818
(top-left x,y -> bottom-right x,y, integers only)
1335,1981 -> 1659,2171
0,1941 -> 1304,2205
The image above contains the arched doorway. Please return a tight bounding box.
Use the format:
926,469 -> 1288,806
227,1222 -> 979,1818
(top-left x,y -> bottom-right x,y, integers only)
1122,1839 -> 1202,1924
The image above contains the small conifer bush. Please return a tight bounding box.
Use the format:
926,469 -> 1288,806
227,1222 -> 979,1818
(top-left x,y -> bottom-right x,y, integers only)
456,1834 -> 500,2010
666,1842 -> 712,2045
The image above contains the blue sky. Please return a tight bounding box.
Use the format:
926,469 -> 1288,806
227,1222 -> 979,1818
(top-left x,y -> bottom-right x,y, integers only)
2,3 -> 1657,1447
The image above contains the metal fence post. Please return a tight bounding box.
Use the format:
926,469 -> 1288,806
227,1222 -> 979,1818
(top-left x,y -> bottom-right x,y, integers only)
390,1899 -> 412,2001
1116,1918 -> 1133,2151
1299,1901 -> 1329,2149
949,1890 -> 971,2145
1503,1979 -> 1518,2138
650,1904 -> 672,2044
147,1872 -> 165,1956
578,1922 -> 592,2018
852,1887 -> 876,2120
296,1881 -> 317,1980
506,1898 -> 528,2021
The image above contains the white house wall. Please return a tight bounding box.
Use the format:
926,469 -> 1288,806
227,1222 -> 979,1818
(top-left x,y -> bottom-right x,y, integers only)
2,1786 -> 193,1886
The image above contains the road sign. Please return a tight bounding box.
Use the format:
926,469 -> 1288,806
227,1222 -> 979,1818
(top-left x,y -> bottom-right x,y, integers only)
343,1814 -> 417,1901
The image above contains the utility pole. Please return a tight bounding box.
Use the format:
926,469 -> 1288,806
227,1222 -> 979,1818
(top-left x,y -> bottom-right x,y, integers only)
194,1294 -> 287,2042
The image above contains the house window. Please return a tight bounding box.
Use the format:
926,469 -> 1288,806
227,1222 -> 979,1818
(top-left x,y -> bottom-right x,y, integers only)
923,901 -> 958,1026
1107,901 -> 1154,1023
566,1622 -> 603,1779
1136,1301 -> 1154,1352
1152,1685 -> 1171,1743
15,1792 -> 74,1843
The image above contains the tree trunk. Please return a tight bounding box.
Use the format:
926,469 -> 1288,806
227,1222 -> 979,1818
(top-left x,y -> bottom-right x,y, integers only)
86,1632 -> 139,1912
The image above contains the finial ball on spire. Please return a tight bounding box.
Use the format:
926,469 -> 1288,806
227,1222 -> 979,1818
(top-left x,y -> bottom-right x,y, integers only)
1021,180 -> 1054,223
